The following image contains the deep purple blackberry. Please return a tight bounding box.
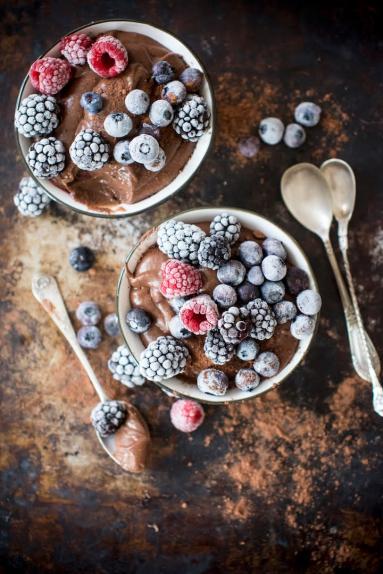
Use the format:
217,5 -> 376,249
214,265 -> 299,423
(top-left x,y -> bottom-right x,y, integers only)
210,213 -> 241,245
218,306 -> 251,345
91,400 -> 127,437
157,219 -> 206,264
139,336 -> 189,382
204,329 -> 234,365
247,298 -> 277,341
197,235 -> 231,270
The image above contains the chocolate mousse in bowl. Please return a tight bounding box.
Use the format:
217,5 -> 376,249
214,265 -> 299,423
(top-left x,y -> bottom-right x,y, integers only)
15,20 -> 214,217
117,208 -> 321,404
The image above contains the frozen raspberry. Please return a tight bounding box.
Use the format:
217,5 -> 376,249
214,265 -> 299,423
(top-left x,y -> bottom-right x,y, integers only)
170,399 -> 205,433
29,57 -> 71,95
160,259 -> 203,299
87,35 -> 128,78
60,33 -> 92,66
179,295 -> 218,335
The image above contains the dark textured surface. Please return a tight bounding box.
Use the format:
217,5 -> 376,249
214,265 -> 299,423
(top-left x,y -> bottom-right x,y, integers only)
1,1 -> 383,573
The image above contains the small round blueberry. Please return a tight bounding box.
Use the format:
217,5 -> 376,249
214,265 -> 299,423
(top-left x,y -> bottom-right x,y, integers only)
145,148 -> 166,172
212,284 -> 237,308
262,237 -> 287,260
129,135 -> 159,164
168,297 -> 188,313
237,281 -> 259,304
283,123 -> 306,148
169,315 -> 192,339
247,265 -> 265,286
125,89 -> 150,115
161,80 -> 187,105
179,67 -> 203,92
80,92 -> 103,114
126,308 -> 152,334
286,267 -> 310,296
253,352 -> 280,378
77,326 -> 102,349
273,301 -> 297,324
139,122 -> 161,140
113,140 -> 134,165
149,99 -> 174,127
261,255 -> 287,281
260,280 -> 285,304
69,246 -> 95,272
290,314 -> 315,340
76,301 -> 101,326
104,112 -> 132,138
296,289 -> 322,315
259,117 -> 284,145
104,313 -> 120,336
217,260 -> 246,286
236,338 -> 259,361
238,136 -> 260,158
239,241 -> 263,267
197,369 -> 228,396
294,102 -> 322,127
152,60 -> 175,85
235,368 -> 260,391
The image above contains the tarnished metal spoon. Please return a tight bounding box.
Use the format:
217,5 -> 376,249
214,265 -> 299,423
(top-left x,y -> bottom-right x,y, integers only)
281,163 -> 381,396
321,158 -> 382,415
32,274 -> 150,471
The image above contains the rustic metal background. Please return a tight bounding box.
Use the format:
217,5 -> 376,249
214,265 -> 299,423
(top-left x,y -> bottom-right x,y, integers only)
1,1 -> 383,572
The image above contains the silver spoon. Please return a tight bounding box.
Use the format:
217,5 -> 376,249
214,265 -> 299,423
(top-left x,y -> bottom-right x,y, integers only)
321,158 -> 383,415
281,163 -> 380,390
32,273 -> 150,471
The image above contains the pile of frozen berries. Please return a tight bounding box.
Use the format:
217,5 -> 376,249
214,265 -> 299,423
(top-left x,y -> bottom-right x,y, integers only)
15,32 -> 210,180
126,214 -> 322,397
258,102 -> 322,149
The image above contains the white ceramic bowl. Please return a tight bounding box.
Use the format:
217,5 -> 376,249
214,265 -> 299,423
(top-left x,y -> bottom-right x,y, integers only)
15,20 -> 215,218
117,207 -> 319,404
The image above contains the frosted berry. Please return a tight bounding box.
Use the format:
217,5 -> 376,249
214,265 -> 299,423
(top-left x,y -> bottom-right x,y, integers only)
113,140 -> 134,165
104,313 -> 120,336
237,281 -> 259,304
170,399 -> 205,432
103,112 -> 132,138
60,33 -> 92,66
29,57 -> 71,95
263,237 -> 287,260
261,255 -> 287,281
286,266 -> 310,296
210,213 -> 241,245
15,93 -> 59,138
160,259 -> 203,298
168,296 -> 188,314
259,117 -> 284,145
108,345 -> 145,387
253,352 -> 280,378
217,260 -> 246,286
162,80 -> 187,105
197,369 -> 228,396
69,129 -> 109,171
239,241 -> 263,267
296,289 -> 322,315
157,219 -> 206,264
69,246 -> 94,272
179,295 -> 218,335
77,325 -> 102,349
91,400 -> 127,437
238,136 -> 260,158
87,35 -> 128,78
27,137 -> 65,178
126,308 -> 152,334
14,176 -> 50,217
212,284 -> 237,308
139,122 -> 160,140
235,369 -> 260,392
152,60 -> 175,85
149,99 -> 174,127
145,148 -> 166,172
247,265 -> 264,286
169,315 -> 192,339
247,298 -> 277,340
294,102 -> 322,127
173,94 -> 210,142
139,336 -> 189,382
236,338 -> 259,361
283,123 -> 306,149
290,314 -> 315,340
129,134 -> 159,164
125,89 -> 150,115
260,280 -> 285,304
273,301 -> 297,324
218,306 -> 251,345
80,91 -> 103,114
204,329 -> 234,365
76,301 -> 101,326
179,67 -> 203,92
198,235 -> 231,270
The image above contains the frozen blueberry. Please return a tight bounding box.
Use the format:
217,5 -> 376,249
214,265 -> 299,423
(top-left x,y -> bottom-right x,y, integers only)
125,89 -> 150,115
179,67 -> 203,92
213,284 -> 237,308
261,255 -> 287,281
235,368 -> 260,392
145,148 -> 166,172
239,241 -> 263,267
238,136 -> 260,159
217,260 -> 246,286
290,314 -> 315,340
80,92 -> 103,114
253,351 -> 280,378
104,313 -> 120,336
113,140 -> 134,165
104,112 -> 132,138
76,301 -> 101,326
169,297 -> 188,313
197,369 -> 228,396
236,338 -> 259,361
152,60 -> 175,84
126,308 -> 152,334
161,81 -> 187,105
237,281 -> 259,304
296,289 -> 322,315
273,301 -> 297,324
77,326 -> 102,349
294,102 -> 322,127
259,117 -> 284,145
139,122 -> 161,140
69,246 -> 95,272
169,315 -> 192,339
247,265 -> 265,286
149,100 -> 174,127
286,266 -> 310,296
260,280 -> 285,304
262,238 -> 287,260
129,135 -> 159,164
283,123 -> 306,148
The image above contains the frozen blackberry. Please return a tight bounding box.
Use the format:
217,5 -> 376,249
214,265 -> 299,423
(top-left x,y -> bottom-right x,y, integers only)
218,306 -> 251,345
210,213 -> 241,245
197,369 -> 228,396
104,313 -> 120,337
15,93 -> 60,137
69,246 -> 95,272
261,255 -> 287,281
247,298 -> 277,341
296,289 -> 322,315
239,241 -> 263,267
169,315 -> 192,339
126,308 -> 152,334
212,284 -> 237,308
262,238 -> 287,260
204,329 -> 234,365
236,338 -> 259,361
27,137 -> 65,178
152,60 -> 175,84
197,235 -> 231,270
108,345 -> 145,388
14,176 -> 51,217
235,369 -> 260,392
91,400 -> 127,437
157,219 -> 206,264
253,352 -> 280,378
273,301 -> 297,324
217,260 -> 246,286
77,326 -> 102,349
260,280 -> 285,304
139,336 -> 189,382
173,94 -> 210,142
69,129 -> 109,171
247,265 -> 265,286
290,314 -> 315,340
76,301 -> 101,326
237,281 -> 259,304
286,266 -> 310,296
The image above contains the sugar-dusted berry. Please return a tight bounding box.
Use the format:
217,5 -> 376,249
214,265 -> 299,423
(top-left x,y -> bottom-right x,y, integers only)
170,399 -> 205,432
60,33 -> 93,66
29,57 -> 71,95
179,295 -> 218,335
160,259 -> 203,298
87,35 -> 128,78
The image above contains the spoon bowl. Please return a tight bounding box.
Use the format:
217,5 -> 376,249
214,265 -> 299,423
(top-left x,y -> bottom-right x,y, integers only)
321,159 -> 356,223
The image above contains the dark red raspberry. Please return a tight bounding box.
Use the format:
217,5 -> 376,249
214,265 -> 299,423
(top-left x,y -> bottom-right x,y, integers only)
60,33 -> 93,66
87,35 -> 128,78
179,295 -> 218,335
29,57 -> 71,95
170,399 -> 205,432
160,259 -> 203,298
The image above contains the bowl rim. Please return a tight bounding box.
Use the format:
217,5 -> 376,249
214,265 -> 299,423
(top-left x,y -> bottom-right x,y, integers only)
14,18 -> 216,219
116,207 -> 320,405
